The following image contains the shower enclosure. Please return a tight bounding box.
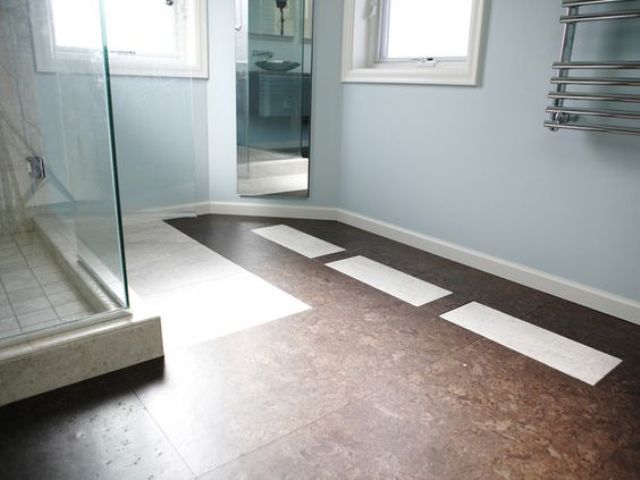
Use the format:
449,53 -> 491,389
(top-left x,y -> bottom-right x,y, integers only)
0,0 -> 128,345
236,0 -> 313,196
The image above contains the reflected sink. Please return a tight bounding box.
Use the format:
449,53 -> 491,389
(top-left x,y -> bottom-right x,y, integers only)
255,60 -> 301,73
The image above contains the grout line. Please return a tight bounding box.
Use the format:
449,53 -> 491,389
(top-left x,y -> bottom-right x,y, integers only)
129,388 -> 199,479
196,397 -> 359,478
20,242 -> 62,329
0,236 -> 23,333
196,333 -> 487,478
5,232 -> 96,333
195,316 -> 488,478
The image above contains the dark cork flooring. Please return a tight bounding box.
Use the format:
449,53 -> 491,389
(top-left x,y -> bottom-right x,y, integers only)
0,214 -> 638,479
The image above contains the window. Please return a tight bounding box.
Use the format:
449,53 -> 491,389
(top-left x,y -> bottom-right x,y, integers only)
31,0 -> 208,78
342,0 -> 485,85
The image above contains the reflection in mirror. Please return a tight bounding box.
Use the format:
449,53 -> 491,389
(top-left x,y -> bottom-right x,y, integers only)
236,0 -> 312,197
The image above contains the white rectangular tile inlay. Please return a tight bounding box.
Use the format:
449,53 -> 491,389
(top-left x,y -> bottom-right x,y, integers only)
252,225 -> 345,258
326,256 -> 451,306
440,302 -> 622,386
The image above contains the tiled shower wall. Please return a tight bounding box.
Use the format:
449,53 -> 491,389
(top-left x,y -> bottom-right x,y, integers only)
0,0 -> 43,234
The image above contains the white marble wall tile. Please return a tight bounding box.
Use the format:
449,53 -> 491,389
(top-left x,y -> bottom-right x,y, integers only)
0,0 -> 43,234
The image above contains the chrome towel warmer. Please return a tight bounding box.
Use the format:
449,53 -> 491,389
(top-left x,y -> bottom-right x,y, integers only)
544,0 -> 640,136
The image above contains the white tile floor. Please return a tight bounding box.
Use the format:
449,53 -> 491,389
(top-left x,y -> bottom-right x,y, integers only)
327,255 -> 452,307
440,302 -> 622,385
252,225 -> 345,259
0,232 -> 95,340
124,220 -> 311,350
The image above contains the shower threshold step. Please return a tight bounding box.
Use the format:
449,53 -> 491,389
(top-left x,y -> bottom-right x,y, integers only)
0,295 -> 163,407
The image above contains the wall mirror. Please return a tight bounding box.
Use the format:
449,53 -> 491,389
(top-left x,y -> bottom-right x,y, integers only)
236,0 -> 313,197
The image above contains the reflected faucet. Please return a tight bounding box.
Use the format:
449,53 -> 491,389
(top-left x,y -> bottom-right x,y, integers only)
252,50 -> 274,59
275,0 -> 287,36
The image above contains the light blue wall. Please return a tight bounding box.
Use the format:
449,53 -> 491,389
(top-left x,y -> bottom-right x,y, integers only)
110,77 -> 209,214
339,0 -> 640,302
207,0 -> 343,207
105,0 -> 342,212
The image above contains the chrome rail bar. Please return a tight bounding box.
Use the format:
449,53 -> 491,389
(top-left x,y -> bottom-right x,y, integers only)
550,76 -> 640,86
553,61 -> 640,69
549,4 -> 578,128
548,92 -> 640,103
546,106 -> 640,120
560,10 -> 640,22
546,1 -> 640,136
543,122 -> 640,136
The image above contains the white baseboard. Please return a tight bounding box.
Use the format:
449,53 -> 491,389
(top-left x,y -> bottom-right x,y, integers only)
205,201 -> 336,220
335,209 -> 640,326
123,203 -> 201,225
128,200 -> 640,326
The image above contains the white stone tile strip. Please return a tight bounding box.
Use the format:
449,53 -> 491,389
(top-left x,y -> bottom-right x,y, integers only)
440,302 -> 622,386
326,255 -> 452,307
252,225 -> 345,258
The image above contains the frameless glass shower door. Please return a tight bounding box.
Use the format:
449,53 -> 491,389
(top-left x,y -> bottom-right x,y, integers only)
0,0 -> 128,342
236,0 -> 313,196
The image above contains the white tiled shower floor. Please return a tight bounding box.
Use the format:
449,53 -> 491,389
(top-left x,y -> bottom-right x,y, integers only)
0,232 -> 95,340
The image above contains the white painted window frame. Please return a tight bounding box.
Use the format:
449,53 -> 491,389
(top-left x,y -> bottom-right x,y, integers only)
341,0 -> 486,86
29,0 -> 209,79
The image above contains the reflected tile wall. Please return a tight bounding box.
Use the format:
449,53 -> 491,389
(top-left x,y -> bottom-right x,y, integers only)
0,0 -> 43,235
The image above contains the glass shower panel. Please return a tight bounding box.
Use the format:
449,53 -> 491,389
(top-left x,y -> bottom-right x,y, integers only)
0,0 -> 128,343
236,0 -> 312,197
109,78 -> 198,220
32,0 -> 127,306
106,1 -> 199,220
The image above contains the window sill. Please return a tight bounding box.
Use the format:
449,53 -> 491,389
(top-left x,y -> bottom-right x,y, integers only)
34,58 -> 209,80
341,66 -> 480,86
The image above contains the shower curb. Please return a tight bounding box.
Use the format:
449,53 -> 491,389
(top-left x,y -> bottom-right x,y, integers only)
0,304 -> 163,407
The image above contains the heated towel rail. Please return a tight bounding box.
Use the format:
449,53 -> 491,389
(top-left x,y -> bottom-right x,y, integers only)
544,0 -> 640,136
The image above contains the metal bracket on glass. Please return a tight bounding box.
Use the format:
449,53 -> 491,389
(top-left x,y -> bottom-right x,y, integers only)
26,156 -> 46,180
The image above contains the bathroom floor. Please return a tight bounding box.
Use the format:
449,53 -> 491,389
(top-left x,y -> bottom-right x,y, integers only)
0,215 -> 638,479
237,149 -> 309,196
0,231 -> 95,340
